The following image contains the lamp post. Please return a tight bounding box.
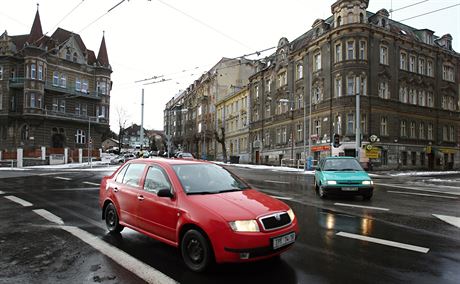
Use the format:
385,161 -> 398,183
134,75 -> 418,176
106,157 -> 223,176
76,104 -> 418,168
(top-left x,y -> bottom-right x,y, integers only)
88,115 -> 105,168
394,137 -> 399,170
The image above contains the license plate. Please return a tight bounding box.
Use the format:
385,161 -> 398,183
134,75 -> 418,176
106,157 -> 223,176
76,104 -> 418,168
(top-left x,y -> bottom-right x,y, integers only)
342,187 -> 358,191
272,232 -> 296,250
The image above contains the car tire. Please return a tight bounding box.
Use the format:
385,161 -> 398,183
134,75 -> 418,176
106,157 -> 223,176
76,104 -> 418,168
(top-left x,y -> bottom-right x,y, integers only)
363,192 -> 373,201
181,229 -> 213,272
105,203 -> 124,234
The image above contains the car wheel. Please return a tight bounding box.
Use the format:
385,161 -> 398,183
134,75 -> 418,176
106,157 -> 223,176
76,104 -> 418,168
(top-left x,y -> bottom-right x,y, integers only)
105,203 -> 124,234
363,192 -> 373,200
318,185 -> 327,199
181,229 -> 213,272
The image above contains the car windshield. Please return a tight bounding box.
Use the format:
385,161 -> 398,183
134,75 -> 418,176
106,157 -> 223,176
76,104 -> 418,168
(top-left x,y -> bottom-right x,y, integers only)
181,153 -> 193,158
172,163 -> 249,194
322,159 -> 363,171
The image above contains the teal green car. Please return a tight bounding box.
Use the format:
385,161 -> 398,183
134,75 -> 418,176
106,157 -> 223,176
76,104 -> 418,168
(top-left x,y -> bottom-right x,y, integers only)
314,156 -> 373,200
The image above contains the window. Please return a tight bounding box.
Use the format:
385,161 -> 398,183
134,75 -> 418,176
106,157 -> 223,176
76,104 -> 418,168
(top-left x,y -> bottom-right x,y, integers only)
427,60 -> 433,77
75,103 -> 81,116
276,128 -> 281,144
336,16 -> 342,27
410,122 -> 416,138
255,84 -> 259,98
0,93 -> 2,110
144,166 -> 171,193
380,45 -> 388,65
400,52 -> 407,70
336,115 -> 342,135
31,64 -> 36,79
21,125 -> 29,141
359,40 -> 366,60
75,78 -> 81,91
347,41 -> 355,60
313,86 -> 321,104
380,117 -> 388,136
26,93 -> 42,109
297,64 -> 303,79
66,50 -> 71,60
73,52 -> 78,63
427,92 -> 434,107
378,81 -> 389,99
59,99 -> 66,113
82,104 -> 87,117
265,79 -> 271,93
443,65 -> 454,82
360,13 -> 364,23
60,74 -> 66,88
123,164 -> 146,187
297,123 -> 303,141
315,120 -> 321,136
400,120 -> 407,137
448,97 -> 455,110
427,123 -> 433,140
441,96 -> 447,110
361,114 -> 367,134
347,113 -> 354,134
97,81 -> 107,95
335,42 -> 342,63
409,55 -> 416,72
347,12 -> 353,24
282,127 -> 287,143
53,71 -> 59,86
418,58 -> 425,75
277,72 -> 287,87
82,79 -> 88,93
443,126 -> 448,141
335,77 -> 342,97
0,66 -> 2,80
75,129 -> 86,144
314,52 -> 321,71
399,87 -> 408,103
347,76 -> 355,96
265,103 -> 271,117
419,122 -> 425,139
450,126 -> 455,141
409,89 -> 417,105
418,91 -> 426,106
38,65 -> 43,80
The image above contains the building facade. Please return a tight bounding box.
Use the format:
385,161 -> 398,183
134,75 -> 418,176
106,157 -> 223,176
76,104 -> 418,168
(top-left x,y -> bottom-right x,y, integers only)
249,0 -> 459,170
0,8 -> 111,155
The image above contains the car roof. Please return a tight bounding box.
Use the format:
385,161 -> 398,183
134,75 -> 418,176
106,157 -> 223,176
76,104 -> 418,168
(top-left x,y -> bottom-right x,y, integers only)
128,157 -> 208,167
323,156 -> 356,159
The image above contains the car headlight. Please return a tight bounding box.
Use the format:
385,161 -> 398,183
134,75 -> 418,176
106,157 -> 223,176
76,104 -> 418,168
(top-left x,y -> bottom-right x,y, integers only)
362,180 -> 373,185
229,220 -> 260,232
327,180 -> 337,185
287,208 -> 295,221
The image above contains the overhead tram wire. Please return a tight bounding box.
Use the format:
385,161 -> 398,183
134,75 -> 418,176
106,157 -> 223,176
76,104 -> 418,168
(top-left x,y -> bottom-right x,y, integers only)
154,0 -> 253,50
78,0 -> 127,33
389,0 -> 429,14
398,3 -> 460,22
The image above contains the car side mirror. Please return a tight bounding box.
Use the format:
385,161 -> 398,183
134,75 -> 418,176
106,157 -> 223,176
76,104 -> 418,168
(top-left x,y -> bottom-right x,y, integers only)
157,188 -> 174,198
316,167 -> 321,171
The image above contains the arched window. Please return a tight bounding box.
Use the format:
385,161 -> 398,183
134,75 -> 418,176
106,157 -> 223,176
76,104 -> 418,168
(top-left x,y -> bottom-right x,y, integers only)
360,13 -> 364,23
65,50 -> 71,60
21,125 -> 29,141
381,19 -> 386,28
348,12 -> 353,24
337,16 -> 342,27
73,52 -> 78,62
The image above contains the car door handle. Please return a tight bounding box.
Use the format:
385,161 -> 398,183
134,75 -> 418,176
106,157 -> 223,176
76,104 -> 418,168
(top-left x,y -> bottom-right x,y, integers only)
137,195 -> 144,201
113,187 -> 119,192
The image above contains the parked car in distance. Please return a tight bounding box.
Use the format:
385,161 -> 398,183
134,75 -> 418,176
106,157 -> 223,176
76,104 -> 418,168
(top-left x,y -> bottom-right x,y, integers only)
314,156 -> 374,200
109,153 -> 136,164
175,152 -> 195,160
99,159 -> 298,272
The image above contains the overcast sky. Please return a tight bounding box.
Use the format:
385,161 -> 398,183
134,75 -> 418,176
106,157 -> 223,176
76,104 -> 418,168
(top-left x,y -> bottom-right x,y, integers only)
1,0 -> 459,132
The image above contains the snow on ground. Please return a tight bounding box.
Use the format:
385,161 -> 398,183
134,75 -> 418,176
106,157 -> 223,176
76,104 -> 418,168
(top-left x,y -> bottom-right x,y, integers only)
214,162 -> 315,175
389,171 -> 460,177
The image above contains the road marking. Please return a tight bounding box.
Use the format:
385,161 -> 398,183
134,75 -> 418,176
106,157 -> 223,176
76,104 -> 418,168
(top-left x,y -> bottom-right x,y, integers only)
387,190 -> 458,199
265,180 -> 290,184
4,195 -> 33,207
0,190 -> 5,194
334,203 -> 389,211
376,183 -> 460,196
55,177 -> 71,181
83,181 -> 100,186
433,214 -> 460,229
336,231 -> 429,253
61,226 -> 177,284
33,209 -> 64,225
270,195 -> 293,200
38,172 -> 62,176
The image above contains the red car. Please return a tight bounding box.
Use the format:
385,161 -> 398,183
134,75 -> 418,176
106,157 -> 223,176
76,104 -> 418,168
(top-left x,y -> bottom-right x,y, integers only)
99,159 -> 298,272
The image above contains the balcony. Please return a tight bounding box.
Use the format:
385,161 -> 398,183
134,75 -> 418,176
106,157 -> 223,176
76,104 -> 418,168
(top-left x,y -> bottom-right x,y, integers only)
9,77 -> 25,88
45,82 -> 103,100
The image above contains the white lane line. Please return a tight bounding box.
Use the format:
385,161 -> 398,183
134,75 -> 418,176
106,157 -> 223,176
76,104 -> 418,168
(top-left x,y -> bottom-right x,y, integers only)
38,172 -> 62,176
387,190 -> 458,200
337,231 -> 430,253
433,214 -> 460,229
33,209 -> 64,225
334,203 -> 390,211
265,180 -> 290,184
61,226 -> 177,284
55,177 -> 71,181
4,195 -> 33,207
270,195 -> 293,200
0,190 -> 5,194
83,181 -> 100,186
376,183 -> 460,196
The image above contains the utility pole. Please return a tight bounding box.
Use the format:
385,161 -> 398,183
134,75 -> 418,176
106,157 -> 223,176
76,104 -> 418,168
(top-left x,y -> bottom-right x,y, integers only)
140,88 -> 144,150
356,78 -> 362,162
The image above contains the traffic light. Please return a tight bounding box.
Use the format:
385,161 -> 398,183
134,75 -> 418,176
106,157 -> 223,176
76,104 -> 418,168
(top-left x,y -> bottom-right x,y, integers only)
333,133 -> 340,148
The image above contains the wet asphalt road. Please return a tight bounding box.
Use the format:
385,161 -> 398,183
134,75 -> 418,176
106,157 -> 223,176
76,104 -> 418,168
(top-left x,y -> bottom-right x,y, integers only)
0,165 -> 459,284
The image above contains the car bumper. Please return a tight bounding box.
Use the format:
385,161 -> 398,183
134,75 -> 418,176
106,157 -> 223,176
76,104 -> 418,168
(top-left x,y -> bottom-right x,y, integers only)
211,221 -> 298,263
321,185 -> 373,196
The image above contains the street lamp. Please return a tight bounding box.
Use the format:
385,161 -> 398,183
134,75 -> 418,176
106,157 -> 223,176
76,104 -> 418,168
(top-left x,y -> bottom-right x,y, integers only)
394,137 -> 399,170
88,115 -> 105,168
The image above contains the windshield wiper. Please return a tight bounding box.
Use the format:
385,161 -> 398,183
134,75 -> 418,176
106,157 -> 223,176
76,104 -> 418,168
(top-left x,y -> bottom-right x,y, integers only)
340,168 -> 357,171
217,188 -> 243,193
187,191 -> 218,195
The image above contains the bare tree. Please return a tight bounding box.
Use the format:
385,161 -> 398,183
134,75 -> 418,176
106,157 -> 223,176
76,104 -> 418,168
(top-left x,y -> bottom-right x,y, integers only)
116,106 -> 130,152
214,126 -> 227,163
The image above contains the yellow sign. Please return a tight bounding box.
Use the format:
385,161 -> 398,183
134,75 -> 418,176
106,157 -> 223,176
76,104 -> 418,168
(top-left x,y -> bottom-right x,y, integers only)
365,148 -> 380,159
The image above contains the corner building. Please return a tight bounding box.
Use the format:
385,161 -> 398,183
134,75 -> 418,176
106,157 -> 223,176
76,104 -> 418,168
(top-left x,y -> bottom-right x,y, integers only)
249,0 -> 459,170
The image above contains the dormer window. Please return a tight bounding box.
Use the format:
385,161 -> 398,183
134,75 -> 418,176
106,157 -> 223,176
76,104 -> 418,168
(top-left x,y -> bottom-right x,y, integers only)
65,50 -> 71,61
359,13 -> 364,23
337,16 -> 342,27
381,19 -> 386,28
73,52 -> 78,63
